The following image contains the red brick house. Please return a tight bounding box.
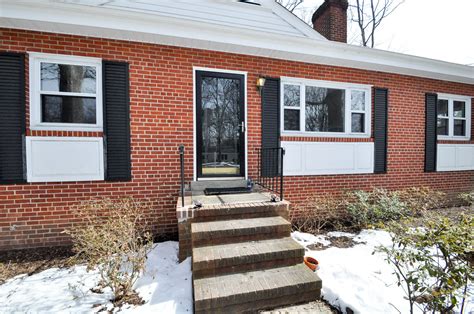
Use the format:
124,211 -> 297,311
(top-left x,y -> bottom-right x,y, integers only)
1,0 -> 473,252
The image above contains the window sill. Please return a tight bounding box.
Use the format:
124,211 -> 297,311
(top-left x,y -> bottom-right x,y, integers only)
437,136 -> 471,142
30,123 -> 103,132
281,131 -> 371,139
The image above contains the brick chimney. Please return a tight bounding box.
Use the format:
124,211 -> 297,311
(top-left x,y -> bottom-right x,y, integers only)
312,0 -> 348,43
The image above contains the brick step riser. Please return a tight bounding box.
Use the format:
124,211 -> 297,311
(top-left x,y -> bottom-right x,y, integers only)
194,283 -> 321,313
192,229 -> 291,247
193,206 -> 289,222
192,210 -> 285,222
193,256 -> 303,279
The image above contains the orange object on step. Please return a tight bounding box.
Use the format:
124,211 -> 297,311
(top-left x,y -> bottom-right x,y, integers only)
304,256 -> 319,271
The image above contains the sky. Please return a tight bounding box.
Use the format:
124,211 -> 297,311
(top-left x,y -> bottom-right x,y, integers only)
293,0 -> 474,66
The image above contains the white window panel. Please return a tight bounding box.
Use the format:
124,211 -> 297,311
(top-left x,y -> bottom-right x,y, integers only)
437,144 -> 474,171
29,52 -> 103,131
26,137 -> 104,182
282,141 -> 374,175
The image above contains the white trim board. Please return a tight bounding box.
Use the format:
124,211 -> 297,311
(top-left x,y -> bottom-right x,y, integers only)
26,136 -> 105,182
1,1 -> 473,84
437,144 -> 474,172
281,141 -> 374,176
192,67 -> 248,181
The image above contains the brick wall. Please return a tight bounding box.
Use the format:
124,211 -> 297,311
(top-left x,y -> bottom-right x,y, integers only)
0,28 -> 473,250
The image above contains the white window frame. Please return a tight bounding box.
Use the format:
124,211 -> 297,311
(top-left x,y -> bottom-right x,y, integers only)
29,52 -> 103,131
280,77 -> 372,138
437,93 -> 472,141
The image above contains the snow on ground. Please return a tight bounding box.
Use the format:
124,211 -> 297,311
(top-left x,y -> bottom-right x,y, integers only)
292,229 -> 473,314
0,241 -> 193,313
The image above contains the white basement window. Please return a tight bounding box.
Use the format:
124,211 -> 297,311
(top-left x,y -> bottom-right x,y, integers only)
29,53 -> 103,131
437,93 -> 472,140
281,78 -> 371,137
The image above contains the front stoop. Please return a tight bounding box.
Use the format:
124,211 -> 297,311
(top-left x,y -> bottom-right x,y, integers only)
188,201 -> 322,313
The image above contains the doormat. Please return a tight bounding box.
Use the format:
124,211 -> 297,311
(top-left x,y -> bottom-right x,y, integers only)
204,187 -> 252,195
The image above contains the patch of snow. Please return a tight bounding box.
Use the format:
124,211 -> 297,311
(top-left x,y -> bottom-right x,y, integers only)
326,231 -> 356,238
292,231 -> 331,247
293,229 -> 473,314
0,241 -> 193,313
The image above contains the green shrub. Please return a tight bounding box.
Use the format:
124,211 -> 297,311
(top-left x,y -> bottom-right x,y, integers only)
345,189 -> 407,228
345,187 -> 447,229
459,191 -> 474,206
379,215 -> 473,313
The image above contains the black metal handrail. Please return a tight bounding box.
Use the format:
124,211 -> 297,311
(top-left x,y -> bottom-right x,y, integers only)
256,147 -> 285,200
179,145 -> 185,207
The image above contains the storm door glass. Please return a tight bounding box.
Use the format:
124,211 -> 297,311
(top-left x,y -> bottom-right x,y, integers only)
196,71 -> 245,177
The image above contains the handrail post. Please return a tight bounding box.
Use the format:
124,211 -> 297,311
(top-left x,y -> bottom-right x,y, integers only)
179,145 -> 185,207
280,148 -> 285,200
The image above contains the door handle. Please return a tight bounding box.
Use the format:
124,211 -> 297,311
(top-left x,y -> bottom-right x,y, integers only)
241,121 -> 246,133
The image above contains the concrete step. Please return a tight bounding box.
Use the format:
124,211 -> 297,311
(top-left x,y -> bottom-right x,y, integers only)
192,200 -> 289,222
194,263 -> 322,313
192,237 -> 304,279
191,179 -> 247,192
191,216 -> 291,247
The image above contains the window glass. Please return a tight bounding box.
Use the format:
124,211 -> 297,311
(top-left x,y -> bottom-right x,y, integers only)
351,90 -> 365,111
351,113 -> 365,133
283,84 -> 300,107
284,109 -> 300,131
437,99 -> 448,117
437,118 -> 448,136
454,119 -> 466,136
305,86 -> 345,132
41,63 -> 96,93
41,95 -> 96,124
437,97 -> 470,138
453,101 -> 466,118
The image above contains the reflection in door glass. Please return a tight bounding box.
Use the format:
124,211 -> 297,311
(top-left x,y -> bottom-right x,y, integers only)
201,77 -> 241,176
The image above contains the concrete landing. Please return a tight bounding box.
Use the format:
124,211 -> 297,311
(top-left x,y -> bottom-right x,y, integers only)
192,191 -> 272,206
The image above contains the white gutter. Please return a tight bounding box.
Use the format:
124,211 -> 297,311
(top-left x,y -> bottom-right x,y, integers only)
1,1 -> 473,84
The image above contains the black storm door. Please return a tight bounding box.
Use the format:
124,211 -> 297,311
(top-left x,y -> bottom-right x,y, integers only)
196,71 -> 245,178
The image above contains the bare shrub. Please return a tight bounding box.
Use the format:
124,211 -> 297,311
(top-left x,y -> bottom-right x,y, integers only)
65,197 -> 153,305
397,186 -> 446,216
291,194 -> 344,234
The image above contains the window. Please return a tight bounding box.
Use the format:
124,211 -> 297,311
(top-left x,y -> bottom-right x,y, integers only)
29,53 -> 102,131
281,79 -> 371,137
437,94 -> 471,140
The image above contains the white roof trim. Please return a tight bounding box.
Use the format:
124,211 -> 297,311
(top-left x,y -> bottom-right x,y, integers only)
1,0 -> 473,84
269,1 -> 327,40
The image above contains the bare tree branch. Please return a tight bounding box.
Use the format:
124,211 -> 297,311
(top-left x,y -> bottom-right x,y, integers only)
276,0 -> 304,12
350,0 -> 404,47
278,0 -> 403,48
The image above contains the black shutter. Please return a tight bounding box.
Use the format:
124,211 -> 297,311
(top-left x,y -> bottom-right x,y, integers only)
261,78 -> 280,149
425,93 -> 438,172
373,88 -> 388,173
103,61 -> 131,181
0,52 -> 26,184
261,78 -> 280,177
